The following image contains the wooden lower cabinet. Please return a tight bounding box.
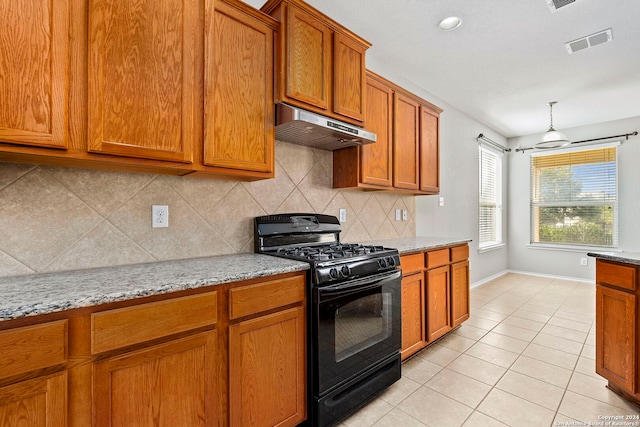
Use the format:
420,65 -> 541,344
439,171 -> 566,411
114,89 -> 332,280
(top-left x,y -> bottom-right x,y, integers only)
0,372 -> 67,426
401,272 -> 426,359
1,271 -> 307,427
229,306 -> 306,427
399,244 -> 470,360
93,332 -> 217,427
451,260 -> 470,328
426,265 -> 451,342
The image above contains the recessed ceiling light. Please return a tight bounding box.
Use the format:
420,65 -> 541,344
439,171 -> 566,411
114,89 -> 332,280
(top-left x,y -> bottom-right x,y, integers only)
438,16 -> 462,31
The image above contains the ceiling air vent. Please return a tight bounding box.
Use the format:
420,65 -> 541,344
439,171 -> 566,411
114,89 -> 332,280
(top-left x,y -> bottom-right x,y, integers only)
565,29 -> 613,54
546,0 -> 576,12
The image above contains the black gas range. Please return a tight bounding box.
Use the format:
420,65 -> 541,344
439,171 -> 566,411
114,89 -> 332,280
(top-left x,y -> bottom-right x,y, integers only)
255,213 -> 402,427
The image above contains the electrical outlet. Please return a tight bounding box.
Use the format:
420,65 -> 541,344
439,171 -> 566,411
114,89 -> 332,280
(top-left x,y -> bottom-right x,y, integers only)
439,197 -> 445,207
395,209 -> 401,221
339,208 -> 347,223
580,258 -> 588,266
152,205 -> 169,228
402,209 -> 408,221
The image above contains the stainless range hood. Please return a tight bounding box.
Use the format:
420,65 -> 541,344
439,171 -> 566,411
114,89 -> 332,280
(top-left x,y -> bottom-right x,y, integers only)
275,103 -> 376,151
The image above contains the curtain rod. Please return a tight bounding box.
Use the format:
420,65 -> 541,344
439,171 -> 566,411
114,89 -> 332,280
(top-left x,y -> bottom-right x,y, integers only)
514,131 -> 638,153
477,133 -> 511,152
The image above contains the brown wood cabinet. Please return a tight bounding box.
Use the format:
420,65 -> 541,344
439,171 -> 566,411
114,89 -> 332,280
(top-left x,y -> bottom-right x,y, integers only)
0,0 -> 70,150
399,243 -> 470,360
400,254 -> 426,359
595,258 -> 639,402
0,271 -> 307,427
261,0 -> 369,125
199,0 -> 276,178
1,0 -> 277,181
0,320 -> 68,426
333,71 -> 442,194
228,276 -> 306,427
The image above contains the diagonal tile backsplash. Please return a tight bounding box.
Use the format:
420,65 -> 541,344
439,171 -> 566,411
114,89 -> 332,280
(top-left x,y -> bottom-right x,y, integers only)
0,142 -> 416,278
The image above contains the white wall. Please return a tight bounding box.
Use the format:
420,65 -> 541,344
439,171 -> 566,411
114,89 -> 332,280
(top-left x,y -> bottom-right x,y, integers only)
367,57 -> 509,285
507,116 -> 640,281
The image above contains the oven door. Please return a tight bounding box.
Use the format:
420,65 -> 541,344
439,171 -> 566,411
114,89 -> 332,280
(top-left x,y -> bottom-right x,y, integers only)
313,269 -> 401,396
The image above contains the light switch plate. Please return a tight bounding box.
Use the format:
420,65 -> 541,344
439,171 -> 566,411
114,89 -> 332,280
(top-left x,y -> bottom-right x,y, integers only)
339,208 -> 347,223
402,209 -> 407,221
439,197 -> 445,207
395,209 -> 401,221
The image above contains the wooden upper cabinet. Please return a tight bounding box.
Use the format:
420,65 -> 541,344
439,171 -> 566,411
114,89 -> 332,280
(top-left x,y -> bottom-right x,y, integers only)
420,105 -> 440,193
0,0 -> 69,149
87,0 -> 198,163
203,0 -> 275,175
393,92 -> 420,190
284,5 -> 331,110
360,73 -> 393,187
263,0 -> 369,125
333,33 -> 366,122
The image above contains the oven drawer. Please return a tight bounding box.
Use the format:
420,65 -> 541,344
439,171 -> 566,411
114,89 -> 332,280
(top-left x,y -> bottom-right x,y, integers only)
229,275 -> 305,320
91,292 -> 217,354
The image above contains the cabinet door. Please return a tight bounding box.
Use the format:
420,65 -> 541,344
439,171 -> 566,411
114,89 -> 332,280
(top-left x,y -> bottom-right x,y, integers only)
0,371 -> 67,426
333,33 -> 365,123
596,285 -> 636,393
229,306 -> 306,427
204,2 -> 274,174
93,331 -> 217,427
419,106 -> 440,193
451,260 -> 470,328
283,5 -> 331,110
360,74 -> 393,187
393,92 -> 420,190
426,265 -> 451,342
401,273 -> 426,360
0,0 -> 69,149
87,0 -> 197,163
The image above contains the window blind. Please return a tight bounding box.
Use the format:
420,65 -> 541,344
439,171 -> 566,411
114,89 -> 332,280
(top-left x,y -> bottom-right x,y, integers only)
530,143 -> 618,248
479,146 -> 503,248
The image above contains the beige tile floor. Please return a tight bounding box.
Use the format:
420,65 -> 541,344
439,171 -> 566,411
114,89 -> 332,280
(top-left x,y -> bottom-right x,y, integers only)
338,273 -> 640,427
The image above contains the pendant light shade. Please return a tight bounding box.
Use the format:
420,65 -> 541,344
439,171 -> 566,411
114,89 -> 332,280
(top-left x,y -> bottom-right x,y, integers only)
535,101 -> 570,149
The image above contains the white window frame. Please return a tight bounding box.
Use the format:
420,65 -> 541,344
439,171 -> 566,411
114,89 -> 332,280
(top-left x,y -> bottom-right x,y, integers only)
479,145 -> 504,251
529,142 -> 619,250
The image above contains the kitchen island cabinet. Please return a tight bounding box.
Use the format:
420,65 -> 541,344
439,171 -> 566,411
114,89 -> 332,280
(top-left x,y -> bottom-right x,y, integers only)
333,71 -> 442,194
589,253 -> 640,404
399,243 -> 470,360
0,257 -> 308,427
261,0 -> 369,125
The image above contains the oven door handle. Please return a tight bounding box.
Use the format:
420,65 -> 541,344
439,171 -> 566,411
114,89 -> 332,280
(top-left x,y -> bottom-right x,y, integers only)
317,270 -> 401,298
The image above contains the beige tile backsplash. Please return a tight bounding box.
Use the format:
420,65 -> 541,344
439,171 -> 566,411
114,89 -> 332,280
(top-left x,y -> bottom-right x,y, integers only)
0,142 -> 415,278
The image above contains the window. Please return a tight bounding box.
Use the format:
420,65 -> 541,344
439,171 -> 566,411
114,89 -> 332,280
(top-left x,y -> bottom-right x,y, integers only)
479,146 -> 503,249
530,143 -> 618,248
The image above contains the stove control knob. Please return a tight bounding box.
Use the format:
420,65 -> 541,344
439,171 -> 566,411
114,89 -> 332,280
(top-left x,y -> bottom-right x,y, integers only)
387,257 -> 396,267
329,268 -> 339,279
341,265 -> 350,277
378,258 -> 387,268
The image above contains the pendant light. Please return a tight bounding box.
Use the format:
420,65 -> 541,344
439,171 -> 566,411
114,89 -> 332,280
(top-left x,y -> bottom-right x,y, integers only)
535,101 -> 570,149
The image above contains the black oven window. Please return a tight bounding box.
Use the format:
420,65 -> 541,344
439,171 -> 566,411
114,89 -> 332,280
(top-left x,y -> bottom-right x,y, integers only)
334,293 -> 392,362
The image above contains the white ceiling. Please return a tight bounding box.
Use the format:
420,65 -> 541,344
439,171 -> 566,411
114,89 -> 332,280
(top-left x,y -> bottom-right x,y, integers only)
245,0 -> 640,138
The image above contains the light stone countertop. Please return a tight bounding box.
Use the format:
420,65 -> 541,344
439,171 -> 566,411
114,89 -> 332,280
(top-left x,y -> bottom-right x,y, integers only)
587,251 -> 640,266
359,236 -> 472,255
0,254 -> 309,321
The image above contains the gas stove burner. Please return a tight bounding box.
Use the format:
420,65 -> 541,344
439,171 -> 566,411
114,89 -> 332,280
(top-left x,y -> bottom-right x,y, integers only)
276,243 -> 388,261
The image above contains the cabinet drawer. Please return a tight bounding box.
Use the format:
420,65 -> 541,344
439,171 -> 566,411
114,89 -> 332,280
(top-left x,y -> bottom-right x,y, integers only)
596,260 -> 637,291
229,275 -> 305,320
91,292 -> 217,354
426,249 -> 449,269
400,253 -> 424,275
0,320 -> 67,379
451,245 -> 469,263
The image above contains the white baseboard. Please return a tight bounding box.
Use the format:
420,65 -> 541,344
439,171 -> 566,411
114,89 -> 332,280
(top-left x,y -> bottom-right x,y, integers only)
472,269 -> 593,288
